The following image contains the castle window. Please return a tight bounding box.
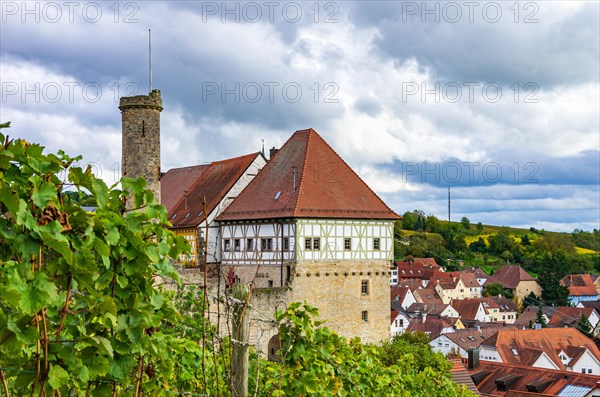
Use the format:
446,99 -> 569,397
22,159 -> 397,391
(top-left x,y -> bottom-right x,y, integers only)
361,280 -> 369,295
261,238 -> 273,251
361,310 -> 369,322
247,238 -> 254,251
234,239 -> 241,251
224,239 -> 231,251
268,280 -> 274,288
344,238 -> 351,251
312,238 -> 320,251
373,238 -> 381,250
283,237 -> 290,251
305,238 -> 312,250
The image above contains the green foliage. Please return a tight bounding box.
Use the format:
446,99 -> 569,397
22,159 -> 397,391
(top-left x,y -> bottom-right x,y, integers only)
576,314 -> 593,338
483,282 -> 514,299
460,217 -> 471,230
0,128 -> 191,395
536,305 -> 547,328
572,229 -> 600,252
256,303 -> 475,397
536,251 -> 571,306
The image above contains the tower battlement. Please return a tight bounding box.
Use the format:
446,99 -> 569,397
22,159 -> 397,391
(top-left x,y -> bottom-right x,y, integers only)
119,89 -> 163,111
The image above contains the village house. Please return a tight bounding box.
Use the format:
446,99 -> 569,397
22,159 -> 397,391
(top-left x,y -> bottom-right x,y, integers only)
430,327 -> 515,358
462,267 -> 491,287
489,265 -> 542,302
413,287 -> 444,304
478,328 -> 600,375
390,285 -> 416,310
548,306 -> 600,336
561,274 -> 600,305
451,299 -> 489,323
407,302 -> 460,319
406,316 -> 455,340
390,304 -> 411,337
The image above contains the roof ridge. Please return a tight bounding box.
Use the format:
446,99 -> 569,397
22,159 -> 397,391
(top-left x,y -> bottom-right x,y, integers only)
292,129 -> 313,216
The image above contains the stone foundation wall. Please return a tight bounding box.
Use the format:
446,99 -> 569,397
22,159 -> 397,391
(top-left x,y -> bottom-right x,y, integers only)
159,261 -> 390,354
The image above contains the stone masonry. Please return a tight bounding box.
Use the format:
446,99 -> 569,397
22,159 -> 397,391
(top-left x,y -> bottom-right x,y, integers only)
119,90 -> 163,206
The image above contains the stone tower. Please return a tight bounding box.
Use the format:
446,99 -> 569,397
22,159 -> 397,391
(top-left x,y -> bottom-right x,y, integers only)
119,89 -> 163,205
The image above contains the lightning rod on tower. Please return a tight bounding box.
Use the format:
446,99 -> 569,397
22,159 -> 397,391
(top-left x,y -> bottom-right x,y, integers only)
149,29 -> 152,92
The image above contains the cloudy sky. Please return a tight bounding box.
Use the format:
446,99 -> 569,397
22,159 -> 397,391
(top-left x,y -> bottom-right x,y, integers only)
1,1 -> 599,232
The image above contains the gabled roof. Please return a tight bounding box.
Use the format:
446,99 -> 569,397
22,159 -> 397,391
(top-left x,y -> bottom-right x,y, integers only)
414,288 -> 444,304
440,328 -> 505,351
487,296 -> 519,313
480,328 -> 600,370
167,153 -> 262,229
452,299 -> 485,321
217,129 -> 400,221
406,317 -> 453,340
461,272 -> 481,288
391,285 -> 412,302
490,266 -> 536,290
548,307 -> 596,327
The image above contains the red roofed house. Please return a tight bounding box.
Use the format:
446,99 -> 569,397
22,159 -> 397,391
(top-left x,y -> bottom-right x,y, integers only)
217,129 -> 401,343
478,328 -> 600,375
391,285 -> 416,310
490,265 -> 542,303
561,274 -> 600,306
548,306 -> 600,336
161,153 -> 266,265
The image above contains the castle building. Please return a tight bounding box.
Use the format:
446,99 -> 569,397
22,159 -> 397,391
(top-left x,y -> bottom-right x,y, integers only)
120,92 -> 400,345
216,129 -> 400,342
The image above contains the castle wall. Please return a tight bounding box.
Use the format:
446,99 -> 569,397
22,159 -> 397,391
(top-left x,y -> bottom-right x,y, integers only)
290,260 -> 391,344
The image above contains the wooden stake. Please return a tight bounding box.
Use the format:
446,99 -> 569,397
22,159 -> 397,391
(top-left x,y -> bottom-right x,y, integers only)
231,284 -> 250,397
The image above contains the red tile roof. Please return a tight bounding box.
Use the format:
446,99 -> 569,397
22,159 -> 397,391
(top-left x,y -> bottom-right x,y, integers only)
414,288 -> 444,304
548,306 -> 597,327
561,273 -> 596,287
161,164 -> 209,212
469,361 -> 600,396
480,328 -> 600,370
490,266 -> 536,290
167,153 -> 262,229
217,129 -> 400,221
390,285 -> 412,302
406,317 -> 453,340
450,359 -> 481,395
568,286 -> 599,297
452,299 -> 484,321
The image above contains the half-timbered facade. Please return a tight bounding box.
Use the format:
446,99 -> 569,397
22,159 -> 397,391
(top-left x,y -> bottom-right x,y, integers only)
217,129 -> 400,343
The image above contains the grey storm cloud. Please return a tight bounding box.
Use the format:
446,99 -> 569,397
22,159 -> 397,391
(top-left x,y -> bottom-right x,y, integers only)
1,1 -> 598,231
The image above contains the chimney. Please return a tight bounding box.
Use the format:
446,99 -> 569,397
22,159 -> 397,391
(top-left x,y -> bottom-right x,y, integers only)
119,89 -> 163,208
468,348 -> 480,369
422,313 -> 427,323
269,146 -> 279,160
